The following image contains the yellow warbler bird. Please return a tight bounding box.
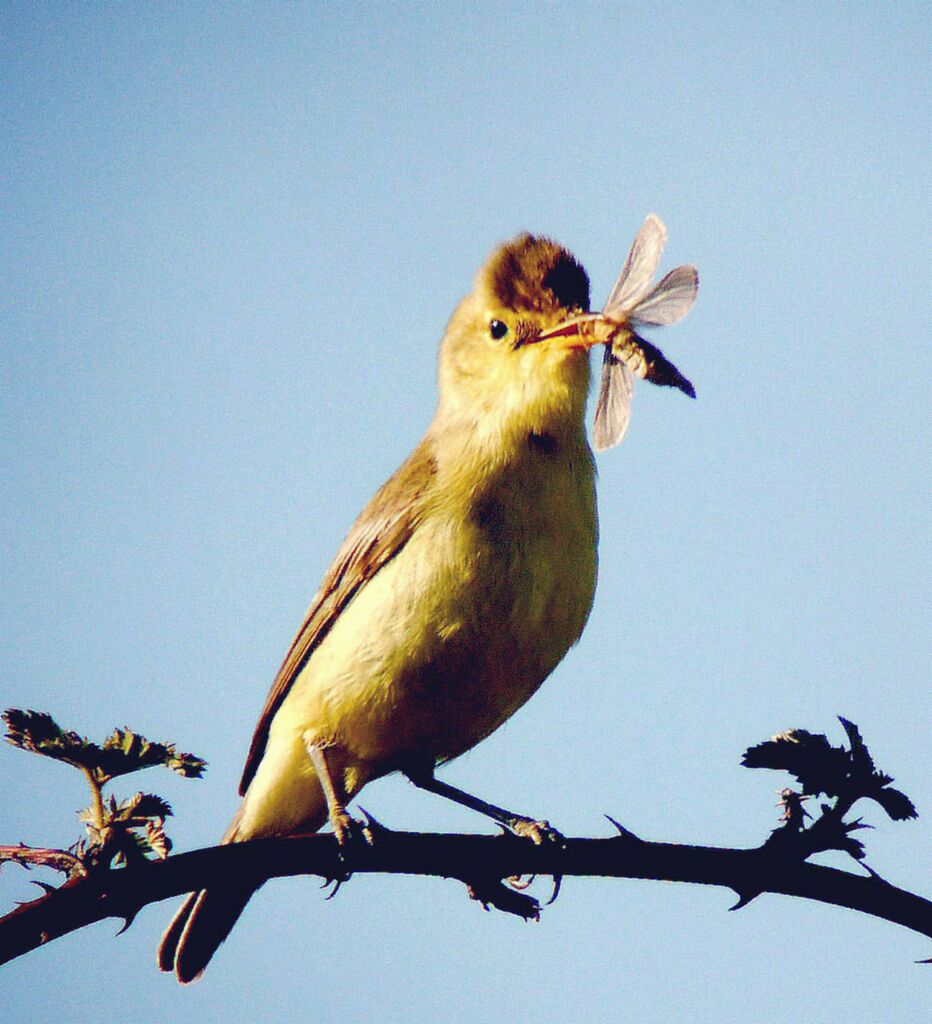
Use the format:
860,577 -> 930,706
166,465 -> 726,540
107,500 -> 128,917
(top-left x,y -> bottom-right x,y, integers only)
158,224 -> 696,983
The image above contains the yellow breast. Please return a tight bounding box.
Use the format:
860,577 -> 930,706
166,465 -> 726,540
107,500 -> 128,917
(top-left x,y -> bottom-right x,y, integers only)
267,426 -> 597,777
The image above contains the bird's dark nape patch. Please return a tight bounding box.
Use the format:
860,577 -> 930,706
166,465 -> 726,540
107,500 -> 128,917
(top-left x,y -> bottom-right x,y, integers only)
482,234 -> 590,315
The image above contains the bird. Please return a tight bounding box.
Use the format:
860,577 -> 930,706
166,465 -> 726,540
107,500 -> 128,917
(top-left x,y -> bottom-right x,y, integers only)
157,227 -> 693,983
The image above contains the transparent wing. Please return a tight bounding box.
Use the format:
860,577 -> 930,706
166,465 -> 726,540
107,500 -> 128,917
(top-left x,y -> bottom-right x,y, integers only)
592,345 -> 635,451
629,265 -> 699,326
603,214 -> 668,318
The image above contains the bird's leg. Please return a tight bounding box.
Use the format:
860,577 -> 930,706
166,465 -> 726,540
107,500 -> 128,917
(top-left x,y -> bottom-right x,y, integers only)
304,740 -> 367,846
404,765 -> 561,846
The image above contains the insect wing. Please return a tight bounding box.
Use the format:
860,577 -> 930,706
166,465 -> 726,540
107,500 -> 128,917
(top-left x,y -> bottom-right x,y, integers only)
603,214 -> 668,318
629,265 -> 699,327
592,344 -> 635,451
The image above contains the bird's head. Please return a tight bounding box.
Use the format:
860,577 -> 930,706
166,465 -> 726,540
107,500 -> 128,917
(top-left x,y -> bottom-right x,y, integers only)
436,234 -> 601,445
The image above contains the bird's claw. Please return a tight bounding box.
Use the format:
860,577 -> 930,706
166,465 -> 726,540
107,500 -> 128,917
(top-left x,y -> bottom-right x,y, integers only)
321,873 -> 349,899
506,868 -> 563,904
545,874 -> 563,905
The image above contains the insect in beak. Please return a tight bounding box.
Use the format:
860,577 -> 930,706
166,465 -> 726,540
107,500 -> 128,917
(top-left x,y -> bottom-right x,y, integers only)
548,215 -> 700,451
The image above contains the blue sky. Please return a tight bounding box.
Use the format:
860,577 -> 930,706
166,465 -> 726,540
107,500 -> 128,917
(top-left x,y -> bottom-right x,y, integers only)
2,4 -> 930,1021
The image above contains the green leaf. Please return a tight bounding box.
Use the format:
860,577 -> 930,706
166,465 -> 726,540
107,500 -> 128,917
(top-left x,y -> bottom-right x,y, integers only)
871,786 -> 918,822
838,834 -> 866,860
115,792 -> 173,822
97,727 -> 206,780
76,805 -> 99,826
838,716 -> 876,781
3,709 -> 103,771
165,750 -> 208,779
4,709 -> 206,782
145,819 -> 173,860
742,729 -> 850,797
111,830 -> 153,867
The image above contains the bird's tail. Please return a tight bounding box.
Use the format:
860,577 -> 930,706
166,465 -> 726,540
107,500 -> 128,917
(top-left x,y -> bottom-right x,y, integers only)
157,811 -> 257,984
157,883 -> 257,983
159,741 -> 336,981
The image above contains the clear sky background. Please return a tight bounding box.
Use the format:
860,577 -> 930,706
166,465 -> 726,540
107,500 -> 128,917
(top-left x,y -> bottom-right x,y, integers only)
2,4 -> 930,1022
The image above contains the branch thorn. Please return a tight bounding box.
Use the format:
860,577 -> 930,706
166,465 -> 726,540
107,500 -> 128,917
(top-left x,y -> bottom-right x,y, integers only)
729,890 -> 761,911
605,815 -> 642,842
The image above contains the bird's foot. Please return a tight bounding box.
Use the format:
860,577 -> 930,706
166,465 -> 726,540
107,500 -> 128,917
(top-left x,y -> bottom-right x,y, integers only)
501,817 -> 564,903
320,808 -> 376,894
504,816 -> 564,847
329,808 -> 374,848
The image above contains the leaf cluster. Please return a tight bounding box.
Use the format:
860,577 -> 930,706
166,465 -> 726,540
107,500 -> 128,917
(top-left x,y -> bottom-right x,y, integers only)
75,792 -> 176,869
742,716 -> 917,863
2,709 -> 206,874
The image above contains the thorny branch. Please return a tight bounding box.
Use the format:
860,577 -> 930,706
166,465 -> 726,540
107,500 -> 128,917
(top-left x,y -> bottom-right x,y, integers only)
1,826 -> 930,967
1,711 -> 928,968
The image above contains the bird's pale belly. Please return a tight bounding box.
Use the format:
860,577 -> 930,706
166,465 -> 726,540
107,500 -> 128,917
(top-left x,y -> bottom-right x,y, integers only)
279,444 -> 598,773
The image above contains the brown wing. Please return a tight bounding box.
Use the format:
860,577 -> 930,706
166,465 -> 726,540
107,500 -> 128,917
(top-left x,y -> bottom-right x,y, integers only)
238,441 -> 438,795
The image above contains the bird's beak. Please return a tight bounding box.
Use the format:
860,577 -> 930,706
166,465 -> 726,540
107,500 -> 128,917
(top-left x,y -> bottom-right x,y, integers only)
535,314 -> 615,350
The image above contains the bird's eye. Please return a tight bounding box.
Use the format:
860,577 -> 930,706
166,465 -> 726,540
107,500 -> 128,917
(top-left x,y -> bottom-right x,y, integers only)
489,319 -> 509,340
